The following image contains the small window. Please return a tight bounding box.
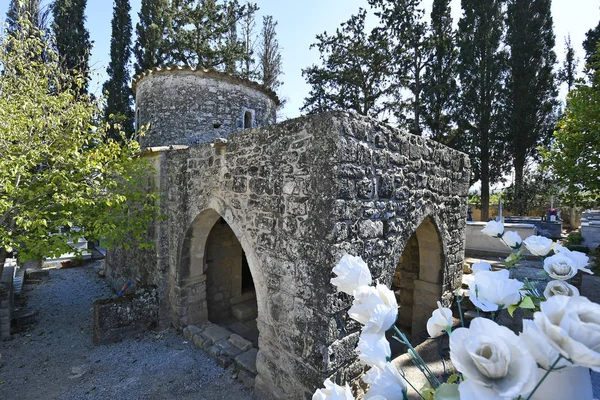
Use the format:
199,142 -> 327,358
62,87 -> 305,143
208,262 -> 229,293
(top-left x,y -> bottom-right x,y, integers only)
213,122 -> 222,129
244,111 -> 252,129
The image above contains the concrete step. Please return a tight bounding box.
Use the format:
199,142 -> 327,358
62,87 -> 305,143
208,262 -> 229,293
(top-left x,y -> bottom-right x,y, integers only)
231,300 -> 257,322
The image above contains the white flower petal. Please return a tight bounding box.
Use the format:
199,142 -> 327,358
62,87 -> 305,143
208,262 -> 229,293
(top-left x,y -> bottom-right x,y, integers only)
331,254 -> 372,295
524,235 -> 553,256
357,333 -> 390,368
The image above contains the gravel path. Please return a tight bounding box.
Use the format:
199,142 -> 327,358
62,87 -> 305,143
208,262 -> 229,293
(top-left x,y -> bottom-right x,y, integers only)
0,261 -> 257,400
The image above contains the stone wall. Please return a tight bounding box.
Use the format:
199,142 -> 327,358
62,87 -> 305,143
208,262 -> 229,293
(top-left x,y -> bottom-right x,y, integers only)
108,111 -> 470,399
134,67 -> 278,148
0,266 -> 13,339
93,289 -> 159,344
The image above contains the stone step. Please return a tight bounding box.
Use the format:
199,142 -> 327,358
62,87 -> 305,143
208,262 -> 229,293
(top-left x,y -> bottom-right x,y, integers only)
235,348 -> 258,375
231,300 -> 257,322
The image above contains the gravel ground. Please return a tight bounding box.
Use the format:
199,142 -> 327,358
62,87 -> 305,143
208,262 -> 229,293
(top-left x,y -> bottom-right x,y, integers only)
0,261 -> 257,400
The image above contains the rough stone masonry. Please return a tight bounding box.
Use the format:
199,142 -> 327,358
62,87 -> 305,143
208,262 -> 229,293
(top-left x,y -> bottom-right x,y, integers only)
106,67 -> 470,399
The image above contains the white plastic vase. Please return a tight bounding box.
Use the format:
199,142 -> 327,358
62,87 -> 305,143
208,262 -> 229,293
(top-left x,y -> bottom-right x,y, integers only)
529,366 -> 592,400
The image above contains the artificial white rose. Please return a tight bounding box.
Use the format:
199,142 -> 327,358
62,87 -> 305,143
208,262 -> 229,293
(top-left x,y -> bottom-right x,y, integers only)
467,269 -> 523,312
313,379 -> 354,400
552,246 -> 592,274
349,284 -> 398,334
543,280 -> 580,299
331,254 -> 372,295
471,261 -> 492,274
363,363 -> 407,400
502,231 -> 522,249
356,332 -> 390,368
427,301 -> 453,337
481,220 -> 504,238
532,295 -> 600,371
520,319 -> 572,370
523,235 -> 553,256
543,253 -> 578,280
450,318 -> 537,400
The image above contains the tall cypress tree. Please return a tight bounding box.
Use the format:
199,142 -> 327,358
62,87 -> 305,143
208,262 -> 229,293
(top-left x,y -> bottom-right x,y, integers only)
103,0 -> 134,139
52,0 -> 91,95
134,0 -> 171,74
6,0 -> 48,34
258,15 -> 283,92
422,0 -> 458,145
505,0 -> 558,215
457,0 -> 508,221
583,22 -> 600,72
558,34 -> 577,93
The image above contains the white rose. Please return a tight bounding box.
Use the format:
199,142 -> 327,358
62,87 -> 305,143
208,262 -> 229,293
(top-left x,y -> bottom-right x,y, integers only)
543,253 -> 578,280
481,220 -> 504,238
426,301 -> 453,337
313,379 -> 354,400
532,295 -> 600,371
523,235 -> 553,256
553,246 -> 592,274
543,280 -> 580,299
363,363 -> 407,400
356,333 -> 390,368
502,231 -> 522,249
467,269 -> 523,312
450,318 -> 537,400
349,284 -> 398,334
331,254 -> 372,295
520,319 -> 572,370
471,261 -> 492,274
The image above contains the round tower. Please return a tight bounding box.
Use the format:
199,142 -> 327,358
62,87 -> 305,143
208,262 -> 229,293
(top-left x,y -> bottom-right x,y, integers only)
133,66 -> 279,148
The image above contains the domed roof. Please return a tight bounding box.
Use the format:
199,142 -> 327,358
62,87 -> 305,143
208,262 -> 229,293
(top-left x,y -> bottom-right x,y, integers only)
132,65 -> 281,106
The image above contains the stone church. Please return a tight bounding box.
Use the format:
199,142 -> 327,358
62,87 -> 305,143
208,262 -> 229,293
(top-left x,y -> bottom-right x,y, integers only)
105,65 -> 470,399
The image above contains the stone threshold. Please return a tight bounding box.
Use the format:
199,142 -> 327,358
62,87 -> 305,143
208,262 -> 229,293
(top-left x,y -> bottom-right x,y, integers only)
183,322 -> 258,389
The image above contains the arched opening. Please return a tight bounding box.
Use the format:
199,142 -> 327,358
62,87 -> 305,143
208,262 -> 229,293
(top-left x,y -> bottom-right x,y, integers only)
243,111 -> 252,129
391,216 -> 443,353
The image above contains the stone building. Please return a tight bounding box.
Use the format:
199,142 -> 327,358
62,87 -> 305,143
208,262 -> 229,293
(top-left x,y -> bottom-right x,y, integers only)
106,66 -> 470,399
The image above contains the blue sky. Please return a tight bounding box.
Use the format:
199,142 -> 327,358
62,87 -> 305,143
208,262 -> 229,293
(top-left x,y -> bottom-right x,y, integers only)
1,0 -> 599,119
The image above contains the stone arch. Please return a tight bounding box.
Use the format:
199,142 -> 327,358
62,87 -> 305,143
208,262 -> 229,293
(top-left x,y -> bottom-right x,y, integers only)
176,207 -> 265,337
392,216 -> 444,339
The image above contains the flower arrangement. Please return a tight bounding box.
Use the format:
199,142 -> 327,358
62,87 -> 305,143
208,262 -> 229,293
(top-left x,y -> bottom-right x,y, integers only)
313,223 -> 599,400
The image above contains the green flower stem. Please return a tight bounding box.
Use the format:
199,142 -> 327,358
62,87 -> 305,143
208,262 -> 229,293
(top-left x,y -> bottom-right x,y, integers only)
455,291 -> 465,327
524,355 -> 564,400
400,372 -> 427,400
392,325 -> 441,389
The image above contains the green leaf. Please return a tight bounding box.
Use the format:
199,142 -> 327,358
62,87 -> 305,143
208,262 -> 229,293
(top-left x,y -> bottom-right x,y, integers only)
519,296 -> 536,309
507,304 -> 518,317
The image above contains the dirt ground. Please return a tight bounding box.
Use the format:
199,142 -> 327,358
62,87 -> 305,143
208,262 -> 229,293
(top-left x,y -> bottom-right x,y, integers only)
0,261 -> 257,400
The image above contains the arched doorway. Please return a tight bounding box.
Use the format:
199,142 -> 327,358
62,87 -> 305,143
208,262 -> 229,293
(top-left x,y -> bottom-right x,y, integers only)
204,218 -> 258,343
177,210 -> 259,346
243,111 -> 252,129
392,217 -> 443,346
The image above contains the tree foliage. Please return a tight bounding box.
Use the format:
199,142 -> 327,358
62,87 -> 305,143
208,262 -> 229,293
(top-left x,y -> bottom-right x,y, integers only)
421,0 -> 458,145
6,0 -> 50,35
583,21 -> 600,71
133,0 -> 171,75
52,0 -> 92,95
542,47 -> 600,205
558,34 -> 578,93
258,15 -> 283,93
0,21 -> 159,262
103,0 -> 135,139
301,9 -> 392,117
456,0 -> 509,221
505,0 -> 558,215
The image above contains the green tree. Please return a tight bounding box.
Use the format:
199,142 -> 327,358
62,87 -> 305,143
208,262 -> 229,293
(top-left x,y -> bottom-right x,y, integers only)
6,0 -> 50,35
505,0 -> 558,215
421,0 -> 458,145
558,34 -> 578,93
239,2 -> 258,81
583,21 -> 600,70
258,15 -> 283,92
369,0 -> 430,135
457,0 -> 508,221
301,9 -> 392,117
168,0 -> 254,70
542,47 -> 600,205
103,0 -> 134,139
52,0 -> 92,95
133,0 -> 171,75
0,20 -> 158,265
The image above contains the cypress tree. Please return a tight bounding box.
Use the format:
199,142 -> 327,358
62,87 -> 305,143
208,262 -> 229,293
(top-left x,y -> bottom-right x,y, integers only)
583,22 -> 600,72
422,0 -> 458,145
133,0 -> 171,75
240,3 -> 258,81
258,15 -> 283,92
505,0 -> 558,215
103,0 -> 134,139
52,0 -> 91,95
558,34 -> 577,93
457,0 -> 508,221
